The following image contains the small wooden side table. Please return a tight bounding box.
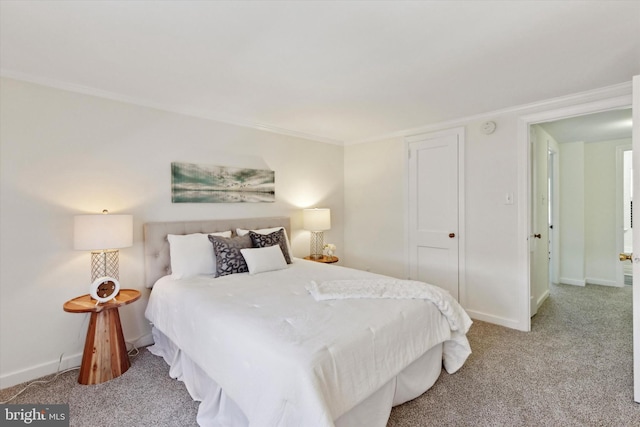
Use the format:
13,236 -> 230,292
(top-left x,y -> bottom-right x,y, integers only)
304,255 -> 339,264
63,289 -> 141,385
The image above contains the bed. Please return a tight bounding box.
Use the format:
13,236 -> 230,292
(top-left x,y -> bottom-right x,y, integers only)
143,217 -> 471,427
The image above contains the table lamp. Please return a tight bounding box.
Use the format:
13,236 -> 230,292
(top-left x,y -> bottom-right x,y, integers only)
303,208 -> 331,260
74,210 -> 133,281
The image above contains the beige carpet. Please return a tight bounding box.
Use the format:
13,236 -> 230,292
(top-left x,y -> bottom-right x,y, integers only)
388,282 -> 639,426
2,282 -> 638,426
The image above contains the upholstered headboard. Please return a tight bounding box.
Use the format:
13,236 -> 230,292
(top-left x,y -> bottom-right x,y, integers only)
143,216 -> 291,288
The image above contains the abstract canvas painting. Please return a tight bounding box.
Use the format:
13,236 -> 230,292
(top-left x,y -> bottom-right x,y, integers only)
171,162 -> 275,203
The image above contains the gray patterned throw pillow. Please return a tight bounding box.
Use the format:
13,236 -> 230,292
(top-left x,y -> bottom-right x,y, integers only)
208,234 -> 253,277
248,229 -> 292,264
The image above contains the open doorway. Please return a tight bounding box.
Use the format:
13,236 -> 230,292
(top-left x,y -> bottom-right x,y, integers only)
529,108 -> 633,314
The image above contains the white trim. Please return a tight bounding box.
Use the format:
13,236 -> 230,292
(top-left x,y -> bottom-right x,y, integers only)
616,144 -> 633,287
559,277 -> 586,287
585,277 -> 622,288
465,310 -> 521,330
516,96 -> 632,127
0,352 -> 83,390
549,148 -> 560,286
348,82 -> 633,145
4,70 -> 632,149
404,126 -> 465,143
0,70 -> 344,146
0,333 -> 153,389
517,95 -> 633,333
458,127 -> 466,308
517,115 -> 532,331
536,289 -> 550,311
403,139 -> 410,280
631,75 -> 640,403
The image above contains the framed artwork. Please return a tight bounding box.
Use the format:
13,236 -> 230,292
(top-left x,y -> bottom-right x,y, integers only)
171,162 -> 275,203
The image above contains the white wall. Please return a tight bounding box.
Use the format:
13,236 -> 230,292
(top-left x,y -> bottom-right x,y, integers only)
559,141 -> 586,286
345,116 -> 522,328
0,77 -> 344,388
584,138 -> 631,286
343,138 -> 406,278
555,138 -> 631,287
343,85 -> 632,330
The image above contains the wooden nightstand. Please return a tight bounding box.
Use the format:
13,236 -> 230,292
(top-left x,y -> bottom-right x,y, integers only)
304,255 -> 339,264
63,289 -> 141,385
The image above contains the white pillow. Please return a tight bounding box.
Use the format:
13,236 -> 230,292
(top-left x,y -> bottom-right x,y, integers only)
240,245 -> 288,275
236,227 -> 292,257
168,231 -> 232,279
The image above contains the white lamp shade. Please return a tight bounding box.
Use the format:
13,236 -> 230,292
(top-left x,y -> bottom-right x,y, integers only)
74,214 -> 133,250
303,208 -> 331,231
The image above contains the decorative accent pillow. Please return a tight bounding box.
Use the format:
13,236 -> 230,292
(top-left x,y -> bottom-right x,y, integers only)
236,227 -> 292,261
208,234 -> 253,277
240,245 -> 288,275
248,229 -> 292,264
168,231 -> 232,279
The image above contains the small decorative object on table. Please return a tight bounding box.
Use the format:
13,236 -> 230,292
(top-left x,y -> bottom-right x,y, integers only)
90,276 -> 120,304
323,243 -> 336,258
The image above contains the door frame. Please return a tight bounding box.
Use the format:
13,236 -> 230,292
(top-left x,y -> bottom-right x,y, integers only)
529,124 -> 551,318
616,144 -> 633,287
632,74 -> 639,403
404,127 -> 466,306
548,147 -> 560,286
517,95 -> 632,331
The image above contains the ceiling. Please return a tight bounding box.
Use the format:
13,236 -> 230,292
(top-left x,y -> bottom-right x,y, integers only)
539,108 -> 632,144
1,1 -> 639,144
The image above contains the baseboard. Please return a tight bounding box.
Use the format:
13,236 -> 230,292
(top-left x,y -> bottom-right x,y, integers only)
0,332 -> 154,390
559,277 -> 586,286
133,332 -> 155,349
0,352 -> 83,390
537,289 -> 550,309
585,277 -> 621,287
466,309 -> 526,331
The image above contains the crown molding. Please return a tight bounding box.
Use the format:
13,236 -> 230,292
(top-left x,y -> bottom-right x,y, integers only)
3,69 -> 631,147
0,69 -> 344,146
345,81 -> 633,145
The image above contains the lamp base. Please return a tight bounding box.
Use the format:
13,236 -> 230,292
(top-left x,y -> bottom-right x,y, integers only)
309,231 -> 324,260
90,250 -> 119,281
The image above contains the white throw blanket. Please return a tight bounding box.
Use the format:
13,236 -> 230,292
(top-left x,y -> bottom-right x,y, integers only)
306,278 -> 472,334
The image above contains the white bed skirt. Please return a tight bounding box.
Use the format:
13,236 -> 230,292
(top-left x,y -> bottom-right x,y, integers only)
149,327 -> 444,427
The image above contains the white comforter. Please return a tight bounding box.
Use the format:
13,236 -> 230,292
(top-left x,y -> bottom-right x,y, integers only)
145,259 -> 471,427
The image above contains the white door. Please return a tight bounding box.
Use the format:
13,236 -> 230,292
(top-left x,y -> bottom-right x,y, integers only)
408,129 -> 461,300
631,74 -> 639,403
530,126 -> 550,316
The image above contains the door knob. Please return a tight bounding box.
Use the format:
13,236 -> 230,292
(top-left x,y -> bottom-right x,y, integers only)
619,253 -> 632,262
449,233 -> 455,238
533,234 -> 541,239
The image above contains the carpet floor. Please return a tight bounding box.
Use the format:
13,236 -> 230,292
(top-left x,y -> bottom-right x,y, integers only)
2,282 -> 639,426
388,282 -> 639,426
